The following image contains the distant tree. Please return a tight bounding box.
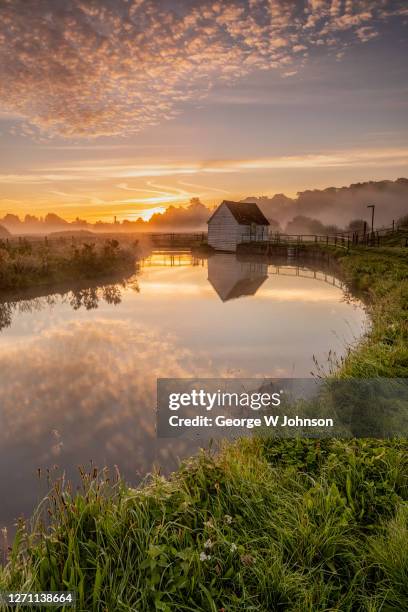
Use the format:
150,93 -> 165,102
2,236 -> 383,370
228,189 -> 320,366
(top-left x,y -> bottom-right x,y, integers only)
0,224 -> 10,237
1,214 -> 21,228
346,219 -> 366,232
72,217 -> 89,228
44,213 -> 68,226
285,215 -> 339,235
24,214 -> 40,224
397,213 -> 408,227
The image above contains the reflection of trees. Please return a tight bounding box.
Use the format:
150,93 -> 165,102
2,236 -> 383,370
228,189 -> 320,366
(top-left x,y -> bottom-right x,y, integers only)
0,303 -> 12,331
102,284 -> 123,305
0,278 -> 141,332
69,288 -> 99,311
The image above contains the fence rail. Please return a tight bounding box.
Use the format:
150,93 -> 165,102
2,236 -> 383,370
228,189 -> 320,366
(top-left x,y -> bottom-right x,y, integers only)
241,233 -> 351,249
242,222 -> 408,249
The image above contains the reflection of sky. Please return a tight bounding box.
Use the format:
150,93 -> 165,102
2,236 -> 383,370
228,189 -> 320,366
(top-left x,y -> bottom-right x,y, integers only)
0,254 -> 367,530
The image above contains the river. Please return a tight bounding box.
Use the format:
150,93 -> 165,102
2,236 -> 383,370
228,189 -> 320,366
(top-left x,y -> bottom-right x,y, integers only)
0,251 -> 367,533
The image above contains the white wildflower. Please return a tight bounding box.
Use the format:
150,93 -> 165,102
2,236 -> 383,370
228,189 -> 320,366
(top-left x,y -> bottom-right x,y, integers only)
224,514 -> 233,524
204,538 -> 214,549
200,552 -> 211,561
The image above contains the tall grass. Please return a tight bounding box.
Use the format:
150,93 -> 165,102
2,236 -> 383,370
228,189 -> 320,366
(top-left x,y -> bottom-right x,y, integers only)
0,237 -> 139,290
1,440 -> 408,610
335,246 -> 408,377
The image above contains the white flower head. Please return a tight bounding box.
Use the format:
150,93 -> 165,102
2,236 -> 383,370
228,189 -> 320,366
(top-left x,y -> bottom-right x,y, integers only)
200,552 -> 211,561
204,538 -> 214,549
224,515 -> 233,524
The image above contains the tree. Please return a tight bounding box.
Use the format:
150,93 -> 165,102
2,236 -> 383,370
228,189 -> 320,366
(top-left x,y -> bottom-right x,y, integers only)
347,219 -> 366,232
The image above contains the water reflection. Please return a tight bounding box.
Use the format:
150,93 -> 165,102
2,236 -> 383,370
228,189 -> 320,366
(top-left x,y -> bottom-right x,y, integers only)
0,279 -> 140,331
0,251 -> 367,532
208,255 -> 268,302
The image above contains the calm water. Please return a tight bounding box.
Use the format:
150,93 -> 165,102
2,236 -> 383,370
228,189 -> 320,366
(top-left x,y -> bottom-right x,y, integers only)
0,252 -> 367,531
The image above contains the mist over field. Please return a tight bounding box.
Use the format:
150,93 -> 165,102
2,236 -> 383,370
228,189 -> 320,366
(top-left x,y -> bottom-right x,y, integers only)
245,178 -> 408,229
1,179 -> 407,236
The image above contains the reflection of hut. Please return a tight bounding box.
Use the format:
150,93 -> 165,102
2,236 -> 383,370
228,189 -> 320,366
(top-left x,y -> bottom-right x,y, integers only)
207,200 -> 269,252
207,254 -> 268,302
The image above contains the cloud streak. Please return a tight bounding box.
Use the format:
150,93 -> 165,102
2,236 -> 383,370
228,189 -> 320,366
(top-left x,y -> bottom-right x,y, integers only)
0,0 -> 404,139
0,148 -> 406,185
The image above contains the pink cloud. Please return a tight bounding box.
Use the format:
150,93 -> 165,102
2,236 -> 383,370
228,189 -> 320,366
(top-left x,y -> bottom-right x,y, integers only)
0,0 -> 403,139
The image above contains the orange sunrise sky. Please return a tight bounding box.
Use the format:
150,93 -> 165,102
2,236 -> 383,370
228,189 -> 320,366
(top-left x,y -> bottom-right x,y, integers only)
0,0 -> 407,222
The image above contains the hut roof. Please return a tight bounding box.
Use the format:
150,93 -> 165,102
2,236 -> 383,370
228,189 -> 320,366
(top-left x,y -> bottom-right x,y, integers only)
208,200 -> 270,226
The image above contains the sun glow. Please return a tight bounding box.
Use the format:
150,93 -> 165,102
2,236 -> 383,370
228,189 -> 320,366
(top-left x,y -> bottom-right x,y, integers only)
119,206 -> 167,222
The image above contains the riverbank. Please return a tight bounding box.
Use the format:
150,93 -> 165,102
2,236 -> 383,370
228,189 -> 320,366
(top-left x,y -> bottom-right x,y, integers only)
335,246 -> 408,377
1,245 -> 407,611
0,237 -> 139,291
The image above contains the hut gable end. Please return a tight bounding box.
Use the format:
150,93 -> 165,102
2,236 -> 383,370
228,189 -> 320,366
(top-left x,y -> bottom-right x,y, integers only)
207,200 -> 269,252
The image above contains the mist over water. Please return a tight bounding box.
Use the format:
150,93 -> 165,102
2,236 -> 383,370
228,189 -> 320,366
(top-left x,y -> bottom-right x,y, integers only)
0,252 -> 368,532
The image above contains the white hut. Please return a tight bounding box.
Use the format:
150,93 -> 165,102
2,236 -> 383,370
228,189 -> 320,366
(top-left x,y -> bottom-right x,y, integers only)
207,200 -> 270,252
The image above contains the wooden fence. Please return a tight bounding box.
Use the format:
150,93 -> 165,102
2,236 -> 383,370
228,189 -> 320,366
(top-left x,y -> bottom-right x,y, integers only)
241,233 -> 351,249
242,222 -> 408,250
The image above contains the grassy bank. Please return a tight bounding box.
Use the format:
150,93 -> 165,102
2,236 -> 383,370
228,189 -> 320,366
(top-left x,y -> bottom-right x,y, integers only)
334,245 -> 408,378
0,237 -> 139,291
1,245 -> 407,611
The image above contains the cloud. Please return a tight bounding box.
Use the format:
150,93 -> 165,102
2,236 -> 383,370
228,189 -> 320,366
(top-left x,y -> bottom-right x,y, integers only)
0,319 -> 214,522
0,0 -> 404,139
0,147 -> 406,186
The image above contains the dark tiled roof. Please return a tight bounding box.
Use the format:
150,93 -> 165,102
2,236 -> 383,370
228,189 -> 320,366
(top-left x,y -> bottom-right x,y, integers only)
208,200 -> 270,226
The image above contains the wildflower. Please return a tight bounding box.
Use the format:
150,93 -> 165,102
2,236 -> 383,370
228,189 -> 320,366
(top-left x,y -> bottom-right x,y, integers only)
204,519 -> 214,529
204,538 -> 214,549
230,543 -> 237,552
224,514 -> 233,524
200,552 -> 211,561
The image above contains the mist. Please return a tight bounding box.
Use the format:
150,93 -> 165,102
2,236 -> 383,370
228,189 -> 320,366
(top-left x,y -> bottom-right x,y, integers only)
1,179 -> 407,236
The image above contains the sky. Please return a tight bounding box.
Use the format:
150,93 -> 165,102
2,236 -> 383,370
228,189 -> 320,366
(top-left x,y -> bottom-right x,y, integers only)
0,0 -> 407,222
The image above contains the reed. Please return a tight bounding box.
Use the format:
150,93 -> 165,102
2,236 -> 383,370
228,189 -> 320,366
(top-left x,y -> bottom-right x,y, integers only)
0,237 -> 139,291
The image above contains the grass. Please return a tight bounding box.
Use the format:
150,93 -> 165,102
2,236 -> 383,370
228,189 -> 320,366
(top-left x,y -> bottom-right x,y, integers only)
1,244 -> 408,611
333,245 -> 408,377
2,440 -> 408,611
0,237 -> 139,291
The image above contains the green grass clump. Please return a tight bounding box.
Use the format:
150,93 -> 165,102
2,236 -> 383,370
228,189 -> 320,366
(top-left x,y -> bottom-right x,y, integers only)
1,439 -> 408,611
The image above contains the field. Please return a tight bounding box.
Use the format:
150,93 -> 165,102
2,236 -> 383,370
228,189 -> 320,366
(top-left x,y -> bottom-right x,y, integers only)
0,243 -> 408,611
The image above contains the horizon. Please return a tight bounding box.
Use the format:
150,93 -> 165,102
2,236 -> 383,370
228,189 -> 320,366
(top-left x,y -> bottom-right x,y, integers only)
0,0 -> 407,222
0,176 -> 407,227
